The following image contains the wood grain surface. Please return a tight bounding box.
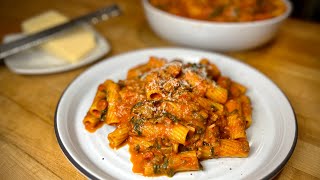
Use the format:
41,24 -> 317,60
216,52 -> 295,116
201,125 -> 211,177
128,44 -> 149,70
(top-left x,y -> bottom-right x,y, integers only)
0,0 -> 319,179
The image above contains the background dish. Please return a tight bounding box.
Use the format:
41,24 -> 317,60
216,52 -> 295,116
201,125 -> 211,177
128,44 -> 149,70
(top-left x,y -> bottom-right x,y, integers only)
3,25 -> 109,75
142,0 -> 292,52
55,48 -> 297,179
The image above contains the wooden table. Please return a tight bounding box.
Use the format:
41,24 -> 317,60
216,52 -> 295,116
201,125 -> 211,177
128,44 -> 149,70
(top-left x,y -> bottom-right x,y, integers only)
0,0 -> 319,179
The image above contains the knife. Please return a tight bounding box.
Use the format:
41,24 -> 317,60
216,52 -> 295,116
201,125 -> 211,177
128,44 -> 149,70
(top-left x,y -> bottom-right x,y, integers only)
0,4 -> 121,59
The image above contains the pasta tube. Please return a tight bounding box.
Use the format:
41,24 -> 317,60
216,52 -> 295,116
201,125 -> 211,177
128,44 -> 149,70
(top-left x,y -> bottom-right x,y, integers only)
144,72 -> 163,100
104,80 -> 121,124
184,71 -> 207,95
196,97 -> 224,115
215,139 -> 250,157
169,151 -> 201,172
129,136 -> 153,152
127,56 -> 166,79
88,84 -> 107,118
206,86 -> 228,104
230,81 -> 247,98
147,56 -> 166,69
108,126 -> 129,148
240,95 -> 252,128
225,99 -> 242,114
140,123 -> 166,138
197,146 -> 215,159
200,58 -> 221,79
83,113 -> 100,132
227,112 -> 246,139
168,124 -> 189,144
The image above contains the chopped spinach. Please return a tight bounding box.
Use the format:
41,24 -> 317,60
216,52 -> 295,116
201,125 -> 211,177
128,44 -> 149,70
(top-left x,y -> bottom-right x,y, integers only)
100,109 -> 107,121
131,117 -> 144,136
209,6 -> 225,18
131,101 -> 144,113
196,127 -> 204,134
153,164 -> 161,174
161,158 -> 169,169
134,144 -> 140,152
210,105 -> 218,112
164,112 -> 179,122
210,147 -> 215,156
167,168 -> 175,177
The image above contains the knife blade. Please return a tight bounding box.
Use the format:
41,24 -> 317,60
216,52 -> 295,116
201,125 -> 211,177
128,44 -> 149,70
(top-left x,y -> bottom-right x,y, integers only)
0,4 -> 121,59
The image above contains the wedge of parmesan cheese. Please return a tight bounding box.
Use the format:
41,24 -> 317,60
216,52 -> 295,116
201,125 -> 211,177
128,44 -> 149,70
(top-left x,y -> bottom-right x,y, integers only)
22,10 -> 96,63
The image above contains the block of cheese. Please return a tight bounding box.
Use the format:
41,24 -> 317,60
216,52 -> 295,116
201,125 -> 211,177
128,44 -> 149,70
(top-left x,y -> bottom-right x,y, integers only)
22,10 -> 96,63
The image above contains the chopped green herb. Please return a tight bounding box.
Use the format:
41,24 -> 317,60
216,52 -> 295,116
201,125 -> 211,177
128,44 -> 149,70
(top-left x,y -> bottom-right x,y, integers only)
134,144 -> 140,152
164,112 -> 179,122
161,158 -> 169,169
210,147 -> 215,156
210,105 -> 218,112
196,127 -> 204,134
118,80 -> 125,88
131,101 -> 144,113
131,118 -> 144,136
209,6 -> 225,18
133,123 -> 142,136
203,142 -> 210,146
257,0 -> 265,7
167,168 -> 175,177
100,109 -> 107,121
153,164 -> 161,174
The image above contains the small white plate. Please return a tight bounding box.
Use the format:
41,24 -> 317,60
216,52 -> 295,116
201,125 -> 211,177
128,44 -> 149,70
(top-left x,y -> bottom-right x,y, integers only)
55,48 -> 297,180
3,25 -> 110,75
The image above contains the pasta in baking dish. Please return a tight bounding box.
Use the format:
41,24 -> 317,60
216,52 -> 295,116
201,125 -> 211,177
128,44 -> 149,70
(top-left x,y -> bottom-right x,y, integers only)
150,0 -> 287,22
83,57 -> 252,177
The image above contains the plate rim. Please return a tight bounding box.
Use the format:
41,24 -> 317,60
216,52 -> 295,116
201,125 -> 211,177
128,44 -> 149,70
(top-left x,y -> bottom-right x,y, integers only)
54,47 -> 297,180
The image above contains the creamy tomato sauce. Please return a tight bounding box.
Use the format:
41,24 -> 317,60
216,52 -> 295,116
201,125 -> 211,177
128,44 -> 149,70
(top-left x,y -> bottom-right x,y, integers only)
150,0 -> 287,22
83,57 -> 252,177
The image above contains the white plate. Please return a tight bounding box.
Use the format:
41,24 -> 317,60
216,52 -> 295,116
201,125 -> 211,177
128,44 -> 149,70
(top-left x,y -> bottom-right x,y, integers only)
3,25 -> 110,75
55,48 -> 297,180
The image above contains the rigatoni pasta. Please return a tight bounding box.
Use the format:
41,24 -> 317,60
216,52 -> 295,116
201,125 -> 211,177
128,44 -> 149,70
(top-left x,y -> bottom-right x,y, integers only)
104,80 -> 121,125
149,0 -> 287,22
83,57 -> 253,177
